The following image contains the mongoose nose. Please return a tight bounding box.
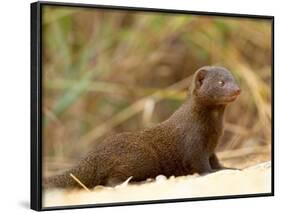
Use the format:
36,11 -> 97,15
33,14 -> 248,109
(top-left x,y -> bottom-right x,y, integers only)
234,88 -> 241,95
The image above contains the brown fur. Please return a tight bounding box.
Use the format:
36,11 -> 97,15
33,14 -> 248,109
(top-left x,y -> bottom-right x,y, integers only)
45,66 -> 241,189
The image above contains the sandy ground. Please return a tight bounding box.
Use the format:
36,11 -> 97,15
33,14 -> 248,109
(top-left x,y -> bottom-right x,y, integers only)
43,154 -> 271,208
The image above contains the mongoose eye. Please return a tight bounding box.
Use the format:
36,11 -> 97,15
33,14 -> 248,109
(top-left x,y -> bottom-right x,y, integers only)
218,80 -> 225,87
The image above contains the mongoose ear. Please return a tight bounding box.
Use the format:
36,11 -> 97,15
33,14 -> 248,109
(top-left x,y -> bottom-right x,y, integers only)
195,68 -> 207,89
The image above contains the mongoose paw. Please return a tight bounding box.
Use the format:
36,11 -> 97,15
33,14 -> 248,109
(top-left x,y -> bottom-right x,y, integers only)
221,166 -> 241,171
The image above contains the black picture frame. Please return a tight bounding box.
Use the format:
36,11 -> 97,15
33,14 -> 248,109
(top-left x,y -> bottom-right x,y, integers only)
31,1 -> 274,211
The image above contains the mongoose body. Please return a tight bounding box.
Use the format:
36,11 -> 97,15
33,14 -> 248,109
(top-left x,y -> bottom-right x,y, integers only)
45,66 -> 241,189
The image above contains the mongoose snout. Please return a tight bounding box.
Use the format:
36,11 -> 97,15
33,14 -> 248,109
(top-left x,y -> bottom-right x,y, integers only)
227,87 -> 241,101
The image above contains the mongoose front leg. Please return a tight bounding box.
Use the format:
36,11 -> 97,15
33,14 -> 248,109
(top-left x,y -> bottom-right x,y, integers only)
209,154 -> 224,170
209,154 -> 239,171
188,156 -> 214,174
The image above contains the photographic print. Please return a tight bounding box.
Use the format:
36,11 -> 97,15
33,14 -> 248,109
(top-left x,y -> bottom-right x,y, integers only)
31,1 -> 274,211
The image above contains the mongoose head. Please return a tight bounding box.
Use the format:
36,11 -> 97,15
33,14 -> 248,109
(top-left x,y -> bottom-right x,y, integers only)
191,66 -> 241,105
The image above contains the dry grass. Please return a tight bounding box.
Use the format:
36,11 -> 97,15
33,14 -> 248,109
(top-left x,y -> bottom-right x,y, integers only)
69,173 -> 90,192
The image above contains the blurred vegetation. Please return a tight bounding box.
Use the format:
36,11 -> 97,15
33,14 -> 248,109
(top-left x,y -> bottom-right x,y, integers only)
42,6 -> 272,168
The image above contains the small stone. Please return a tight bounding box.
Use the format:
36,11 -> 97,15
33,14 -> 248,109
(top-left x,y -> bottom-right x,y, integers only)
94,185 -> 105,191
146,178 -> 154,182
156,175 -> 167,183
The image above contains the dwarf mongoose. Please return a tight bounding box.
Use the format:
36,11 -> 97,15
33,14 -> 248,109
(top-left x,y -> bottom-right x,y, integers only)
45,66 -> 241,189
